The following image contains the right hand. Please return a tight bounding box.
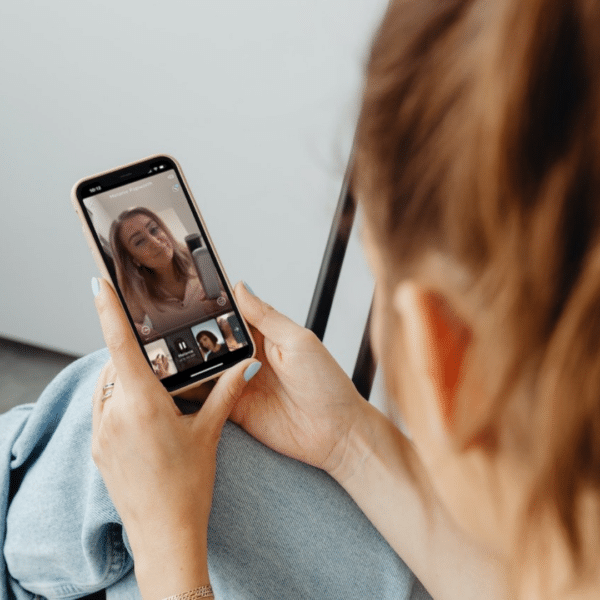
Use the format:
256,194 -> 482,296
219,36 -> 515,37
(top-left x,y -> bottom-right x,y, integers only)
230,282 -> 368,477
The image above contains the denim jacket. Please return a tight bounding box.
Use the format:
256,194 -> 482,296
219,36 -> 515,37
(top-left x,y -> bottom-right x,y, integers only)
1,350 -> 132,600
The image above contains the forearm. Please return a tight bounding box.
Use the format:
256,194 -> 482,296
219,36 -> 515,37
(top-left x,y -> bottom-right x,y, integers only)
329,403 -> 509,600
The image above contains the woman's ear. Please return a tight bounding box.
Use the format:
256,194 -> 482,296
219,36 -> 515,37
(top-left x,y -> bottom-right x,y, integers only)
393,281 -> 490,451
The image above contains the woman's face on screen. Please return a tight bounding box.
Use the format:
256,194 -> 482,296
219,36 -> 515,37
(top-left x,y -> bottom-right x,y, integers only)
199,334 -> 215,351
119,213 -> 174,271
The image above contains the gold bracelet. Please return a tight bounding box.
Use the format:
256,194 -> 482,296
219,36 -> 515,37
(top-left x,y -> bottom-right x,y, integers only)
162,585 -> 214,599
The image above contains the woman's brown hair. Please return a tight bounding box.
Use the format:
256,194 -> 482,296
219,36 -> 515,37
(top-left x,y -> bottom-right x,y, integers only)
195,330 -> 219,350
109,207 -> 192,314
355,0 -> 600,569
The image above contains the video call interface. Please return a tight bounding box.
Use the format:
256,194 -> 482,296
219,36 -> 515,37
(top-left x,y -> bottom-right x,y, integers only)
82,167 -> 249,381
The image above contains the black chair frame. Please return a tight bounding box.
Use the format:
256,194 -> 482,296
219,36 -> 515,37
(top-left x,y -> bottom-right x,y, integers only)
305,159 -> 377,401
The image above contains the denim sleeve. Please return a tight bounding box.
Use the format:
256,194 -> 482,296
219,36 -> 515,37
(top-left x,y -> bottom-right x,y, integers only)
2,349 -> 132,600
1,403 -> 32,600
1,349 -> 431,600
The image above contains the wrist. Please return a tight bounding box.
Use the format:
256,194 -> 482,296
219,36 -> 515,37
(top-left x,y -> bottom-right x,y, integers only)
131,534 -> 210,600
327,400 -> 388,484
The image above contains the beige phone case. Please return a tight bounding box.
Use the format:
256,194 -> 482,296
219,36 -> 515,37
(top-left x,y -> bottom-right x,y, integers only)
70,153 -> 256,395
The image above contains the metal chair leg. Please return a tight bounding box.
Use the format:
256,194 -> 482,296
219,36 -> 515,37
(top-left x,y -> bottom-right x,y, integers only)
305,161 -> 356,341
305,157 -> 377,401
352,298 -> 376,401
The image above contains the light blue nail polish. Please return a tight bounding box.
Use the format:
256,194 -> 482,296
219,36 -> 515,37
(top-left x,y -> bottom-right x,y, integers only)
243,281 -> 255,296
244,361 -> 262,382
91,277 -> 100,297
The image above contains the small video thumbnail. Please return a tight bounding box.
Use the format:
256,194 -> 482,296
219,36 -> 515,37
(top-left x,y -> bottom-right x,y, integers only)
191,319 -> 230,362
217,312 -> 247,351
144,338 -> 178,380
163,329 -> 205,373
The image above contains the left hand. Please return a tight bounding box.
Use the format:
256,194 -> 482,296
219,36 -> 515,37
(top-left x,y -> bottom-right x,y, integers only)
91,278 -> 260,598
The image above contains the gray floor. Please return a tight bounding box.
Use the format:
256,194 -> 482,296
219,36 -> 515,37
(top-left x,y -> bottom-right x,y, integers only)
0,337 -> 79,414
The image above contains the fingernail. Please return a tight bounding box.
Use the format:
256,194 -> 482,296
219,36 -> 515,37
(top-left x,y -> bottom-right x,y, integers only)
91,277 -> 100,297
243,361 -> 262,382
243,281 -> 255,296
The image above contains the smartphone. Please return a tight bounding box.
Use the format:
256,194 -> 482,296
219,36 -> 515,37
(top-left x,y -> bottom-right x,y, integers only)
72,154 -> 255,394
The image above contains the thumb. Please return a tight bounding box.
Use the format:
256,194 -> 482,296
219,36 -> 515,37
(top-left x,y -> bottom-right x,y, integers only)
199,359 -> 262,435
93,277 -> 156,389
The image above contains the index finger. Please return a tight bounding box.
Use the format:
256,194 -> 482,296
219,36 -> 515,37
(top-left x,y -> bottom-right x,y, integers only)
93,278 -> 156,389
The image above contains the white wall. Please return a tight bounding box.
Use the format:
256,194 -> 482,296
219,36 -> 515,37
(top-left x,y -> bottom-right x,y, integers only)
0,1 -> 388,404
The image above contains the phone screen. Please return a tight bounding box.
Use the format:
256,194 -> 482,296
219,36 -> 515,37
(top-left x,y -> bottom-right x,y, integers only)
76,156 -> 253,391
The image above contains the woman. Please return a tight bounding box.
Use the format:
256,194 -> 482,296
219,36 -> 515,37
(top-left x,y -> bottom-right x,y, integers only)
92,0 -> 600,597
109,206 -> 229,338
3,0 -> 599,599
195,330 -> 229,361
